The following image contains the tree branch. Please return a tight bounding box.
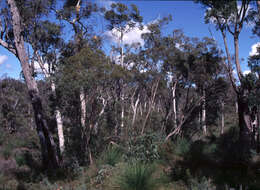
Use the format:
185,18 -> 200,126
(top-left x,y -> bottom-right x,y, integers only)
0,39 -> 17,55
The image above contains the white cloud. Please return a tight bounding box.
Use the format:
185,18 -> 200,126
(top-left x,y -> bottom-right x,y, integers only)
243,70 -> 251,75
249,42 -> 260,56
0,55 -> 8,65
104,23 -> 150,46
31,60 -> 51,77
97,0 -> 115,10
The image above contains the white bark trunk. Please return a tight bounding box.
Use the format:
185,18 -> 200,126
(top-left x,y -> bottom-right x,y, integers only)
131,96 -> 140,126
121,106 -> 124,130
202,88 -> 207,135
51,82 -> 65,154
80,88 -> 86,127
172,82 -> 177,129
120,29 -> 124,67
35,53 -> 65,154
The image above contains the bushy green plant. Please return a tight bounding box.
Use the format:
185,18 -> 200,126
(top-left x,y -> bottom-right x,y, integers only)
173,137 -> 191,156
100,145 -> 122,166
1,143 -> 13,159
15,153 -> 26,167
117,162 -> 156,190
125,133 -> 162,163
0,130 -> 5,146
188,176 -> 211,190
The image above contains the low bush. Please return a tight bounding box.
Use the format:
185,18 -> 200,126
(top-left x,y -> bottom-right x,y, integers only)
117,162 -> 156,190
99,145 -> 122,166
1,143 -> 13,160
173,137 -> 191,157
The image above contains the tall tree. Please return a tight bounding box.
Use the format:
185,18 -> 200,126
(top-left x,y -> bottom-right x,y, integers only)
196,0 -> 255,149
0,0 -> 60,169
104,2 -> 143,135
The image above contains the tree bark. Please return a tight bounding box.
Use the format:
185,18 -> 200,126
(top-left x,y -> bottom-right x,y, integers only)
257,1 -> 260,17
221,101 -> 225,134
202,88 -> 207,135
237,90 -> 252,151
172,81 -> 177,129
51,82 -> 65,154
35,53 -> 65,155
6,0 -> 60,169
80,88 -> 86,128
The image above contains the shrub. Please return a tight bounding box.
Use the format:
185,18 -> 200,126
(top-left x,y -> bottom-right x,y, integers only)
100,145 -> 122,166
117,162 -> 156,190
125,133 -> 162,163
2,143 -> 13,159
15,153 -> 26,167
173,137 -> 191,157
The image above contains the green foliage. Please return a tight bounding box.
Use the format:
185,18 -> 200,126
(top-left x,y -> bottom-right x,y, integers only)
99,145 -> 122,166
187,175 -> 212,190
173,138 -> 191,157
1,143 -> 13,160
117,162 -> 156,190
125,133 -> 162,163
104,3 -> 143,31
15,153 -> 27,167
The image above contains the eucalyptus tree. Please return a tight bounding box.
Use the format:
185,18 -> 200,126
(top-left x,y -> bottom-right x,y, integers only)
189,37 -> 224,134
104,2 -> 143,67
53,0 -> 101,164
247,46 -> 260,148
0,0 -> 60,169
26,19 -> 66,155
104,2 -> 143,135
57,44 -> 109,164
196,0 -> 257,149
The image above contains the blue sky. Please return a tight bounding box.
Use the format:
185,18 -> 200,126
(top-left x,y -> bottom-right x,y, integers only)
0,0 -> 259,78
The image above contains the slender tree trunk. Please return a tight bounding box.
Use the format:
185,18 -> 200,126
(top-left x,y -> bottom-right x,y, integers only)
221,101 -> 225,134
131,97 -> 140,127
234,36 -> 243,81
141,79 -> 159,134
7,0 -> 59,169
35,53 -> 65,155
220,25 -> 253,149
50,82 -> 65,154
202,88 -> 207,135
257,106 -> 260,152
121,104 -> 124,134
172,81 -> 177,129
80,88 -> 86,128
120,29 -> 124,67
257,1 -> 260,16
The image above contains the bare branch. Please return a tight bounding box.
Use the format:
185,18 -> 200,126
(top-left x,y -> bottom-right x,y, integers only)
0,39 -> 17,55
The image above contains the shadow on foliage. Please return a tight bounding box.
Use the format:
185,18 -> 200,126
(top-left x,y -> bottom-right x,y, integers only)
165,127 -> 260,189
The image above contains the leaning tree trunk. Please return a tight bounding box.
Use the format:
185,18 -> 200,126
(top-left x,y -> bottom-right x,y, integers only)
7,0 -> 59,169
35,52 -> 65,155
